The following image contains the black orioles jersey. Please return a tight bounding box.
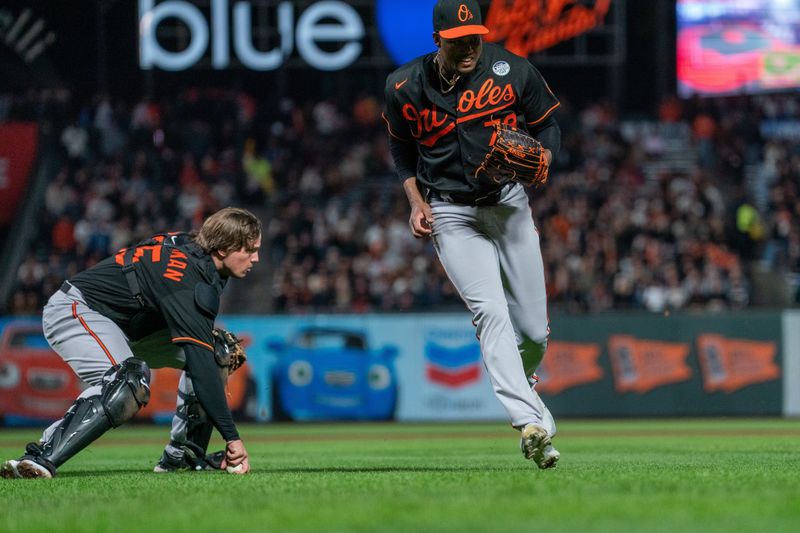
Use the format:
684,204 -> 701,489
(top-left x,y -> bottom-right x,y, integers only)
382,43 -> 559,196
70,233 -> 225,351
70,232 -> 240,442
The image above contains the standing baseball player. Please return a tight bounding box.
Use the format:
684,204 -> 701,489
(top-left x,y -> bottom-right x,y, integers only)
382,0 -> 561,468
1,207 -> 261,478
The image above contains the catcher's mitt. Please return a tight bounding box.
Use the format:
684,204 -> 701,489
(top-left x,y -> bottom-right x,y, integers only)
212,328 -> 247,375
475,123 -> 549,187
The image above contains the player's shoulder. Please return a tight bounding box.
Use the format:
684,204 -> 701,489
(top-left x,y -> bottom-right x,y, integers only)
482,43 -> 532,70
162,232 -> 193,247
387,55 -> 425,81
385,54 -> 428,93
158,233 -> 202,263
177,241 -> 215,275
151,238 -> 213,286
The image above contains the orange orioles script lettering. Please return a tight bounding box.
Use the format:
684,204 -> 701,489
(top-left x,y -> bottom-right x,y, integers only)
457,78 -> 516,120
401,80 -> 516,147
402,104 -> 455,147
163,249 -> 188,282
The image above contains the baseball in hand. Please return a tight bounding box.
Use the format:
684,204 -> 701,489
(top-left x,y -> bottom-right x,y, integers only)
226,463 -> 244,474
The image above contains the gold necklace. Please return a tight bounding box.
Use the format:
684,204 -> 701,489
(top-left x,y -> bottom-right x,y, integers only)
434,53 -> 461,93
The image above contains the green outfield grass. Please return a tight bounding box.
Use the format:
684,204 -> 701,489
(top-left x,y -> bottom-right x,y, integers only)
1,419 -> 799,532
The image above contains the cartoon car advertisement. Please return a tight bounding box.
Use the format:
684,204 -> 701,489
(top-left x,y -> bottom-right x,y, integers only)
0,320 -> 255,425
0,321 -> 84,425
267,327 -> 398,421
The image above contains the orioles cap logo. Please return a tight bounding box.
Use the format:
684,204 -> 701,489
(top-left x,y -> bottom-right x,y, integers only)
457,4 -> 473,22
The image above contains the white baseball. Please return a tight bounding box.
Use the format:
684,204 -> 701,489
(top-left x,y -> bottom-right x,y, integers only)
226,463 -> 244,474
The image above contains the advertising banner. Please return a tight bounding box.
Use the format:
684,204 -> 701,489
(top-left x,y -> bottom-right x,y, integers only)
220,314 -> 506,422
0,123 -> 38,227
0,0 -> 618,97
137,0 -> 615,72
542,313 -> 782,416
0,311 -> 785,425
0,317 -> 254,425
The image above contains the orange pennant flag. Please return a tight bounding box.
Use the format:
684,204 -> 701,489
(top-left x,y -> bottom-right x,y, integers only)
537,341 -> 603,394
697,335 -> 779,393
608,335 -> 692,394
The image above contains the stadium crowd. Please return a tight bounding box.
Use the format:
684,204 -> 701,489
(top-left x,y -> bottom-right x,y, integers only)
2,87 -> 799,315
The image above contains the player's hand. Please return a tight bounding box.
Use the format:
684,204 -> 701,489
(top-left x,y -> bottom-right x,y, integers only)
409,200 -> 434,238
221,439 -> 250,474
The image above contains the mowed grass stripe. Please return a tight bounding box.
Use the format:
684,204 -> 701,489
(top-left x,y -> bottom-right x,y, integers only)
2,419 -> 799,446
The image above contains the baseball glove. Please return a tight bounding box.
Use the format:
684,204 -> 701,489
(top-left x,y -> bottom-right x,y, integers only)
212,328 -> 247,375
475,123 -> 549,188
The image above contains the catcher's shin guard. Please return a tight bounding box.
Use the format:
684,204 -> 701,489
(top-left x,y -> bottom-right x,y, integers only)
186,400 -> 214,453
35,358 -> 151,468
162,389 -> 219,470
171,391 -> 213,453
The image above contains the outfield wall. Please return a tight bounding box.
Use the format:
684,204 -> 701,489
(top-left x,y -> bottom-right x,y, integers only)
782,310 -> 800,417
221,311 -> 787,421
0,311 -> 795,423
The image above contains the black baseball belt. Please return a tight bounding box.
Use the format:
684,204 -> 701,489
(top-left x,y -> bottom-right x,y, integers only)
429,186 -> 505,207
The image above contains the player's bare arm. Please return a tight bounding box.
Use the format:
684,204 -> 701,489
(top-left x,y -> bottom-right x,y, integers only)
403,177 -> 434,238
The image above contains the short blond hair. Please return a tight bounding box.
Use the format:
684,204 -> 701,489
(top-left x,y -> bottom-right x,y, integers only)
195,207 -> 261,254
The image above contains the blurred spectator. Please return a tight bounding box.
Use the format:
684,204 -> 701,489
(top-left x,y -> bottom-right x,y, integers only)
61,120 -> 90,163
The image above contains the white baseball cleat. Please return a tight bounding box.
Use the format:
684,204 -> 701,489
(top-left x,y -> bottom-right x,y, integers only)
1,459 -> 21,479
520,423 -> 551,461
520,423 -> 559,468
533,444 -> 560,469
16,459 -> 53,479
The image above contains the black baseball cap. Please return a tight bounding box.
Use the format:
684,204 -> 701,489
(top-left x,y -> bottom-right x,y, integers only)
433,0 -> 489,39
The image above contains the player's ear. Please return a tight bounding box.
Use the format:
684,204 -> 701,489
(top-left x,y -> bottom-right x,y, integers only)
433,32 -> 441,48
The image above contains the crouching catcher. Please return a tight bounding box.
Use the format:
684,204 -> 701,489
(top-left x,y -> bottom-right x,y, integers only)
1,207 -> 260,479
